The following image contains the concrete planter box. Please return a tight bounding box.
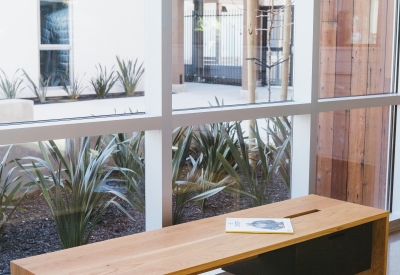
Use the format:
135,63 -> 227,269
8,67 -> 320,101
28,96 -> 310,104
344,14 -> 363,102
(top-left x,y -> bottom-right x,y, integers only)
0,99 -> 34,123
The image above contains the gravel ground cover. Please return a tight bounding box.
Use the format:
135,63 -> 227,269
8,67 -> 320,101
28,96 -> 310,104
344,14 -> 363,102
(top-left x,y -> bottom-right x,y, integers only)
0,177 -> 288,275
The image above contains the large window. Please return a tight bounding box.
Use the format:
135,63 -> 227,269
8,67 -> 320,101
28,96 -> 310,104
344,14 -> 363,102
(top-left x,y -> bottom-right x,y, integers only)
317,0 -> 395,209
39,0 -> 71,86
174,1 -> 294,110
1,1 -> 400,274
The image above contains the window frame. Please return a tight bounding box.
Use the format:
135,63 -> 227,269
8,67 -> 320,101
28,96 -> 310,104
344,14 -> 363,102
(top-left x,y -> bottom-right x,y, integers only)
0,0 -> 400,230
38,0 -> 73,88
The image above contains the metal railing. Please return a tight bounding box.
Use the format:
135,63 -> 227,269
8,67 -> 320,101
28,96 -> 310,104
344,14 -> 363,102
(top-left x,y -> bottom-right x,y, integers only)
184,10 -> 243,86
184,8 -> 293,87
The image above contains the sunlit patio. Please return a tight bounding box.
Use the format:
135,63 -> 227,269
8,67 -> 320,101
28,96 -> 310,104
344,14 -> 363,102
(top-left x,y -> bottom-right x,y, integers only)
33,82 -> 294,121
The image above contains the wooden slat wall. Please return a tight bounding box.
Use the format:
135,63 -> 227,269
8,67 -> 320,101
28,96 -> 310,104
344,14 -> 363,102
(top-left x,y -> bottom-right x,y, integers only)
317,0 -> 337,197
331,0 -> 354,201
317,0 -> 393,209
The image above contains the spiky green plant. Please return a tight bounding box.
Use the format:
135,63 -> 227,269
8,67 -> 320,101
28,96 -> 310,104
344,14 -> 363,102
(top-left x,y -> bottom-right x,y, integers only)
193,122 -> 236,209
116,56 -> 144,96
17,137 -> 134,249
0,69 -> 24,99
265,117 -> 291,190
0,146 -> 27,237
23,70 -> 50,103
61,73 -> 87,100
217,121 -> 287,207
172,127 -> 229,224
107,132 -> 145,213
90,64 -> 118,98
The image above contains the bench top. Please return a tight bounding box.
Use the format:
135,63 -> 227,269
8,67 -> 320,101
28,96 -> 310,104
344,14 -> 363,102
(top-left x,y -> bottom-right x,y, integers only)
11,195 -> 388,275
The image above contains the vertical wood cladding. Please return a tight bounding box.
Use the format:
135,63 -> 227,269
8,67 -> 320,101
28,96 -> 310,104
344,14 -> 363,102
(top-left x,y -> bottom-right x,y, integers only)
317,0 -> 394,209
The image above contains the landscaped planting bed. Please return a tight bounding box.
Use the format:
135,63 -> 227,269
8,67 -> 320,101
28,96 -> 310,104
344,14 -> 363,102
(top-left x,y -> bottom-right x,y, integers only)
0,177 -> 288,275
0,118 -> 291,275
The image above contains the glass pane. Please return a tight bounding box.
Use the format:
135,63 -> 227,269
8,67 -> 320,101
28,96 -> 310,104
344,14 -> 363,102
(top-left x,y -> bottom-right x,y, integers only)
0,133 -> 145,273
173,2 -> 294,110
172,117 -> 291,224
319,0 -> 394,98
40,50 -> 70,87
0,1 -> 145,122
40,0 -> 70,45
317,107 -> 390,209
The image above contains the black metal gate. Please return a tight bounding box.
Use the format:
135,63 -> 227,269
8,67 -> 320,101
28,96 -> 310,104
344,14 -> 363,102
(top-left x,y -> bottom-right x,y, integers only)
184,7 -> 293,87
184,10 -> 243,86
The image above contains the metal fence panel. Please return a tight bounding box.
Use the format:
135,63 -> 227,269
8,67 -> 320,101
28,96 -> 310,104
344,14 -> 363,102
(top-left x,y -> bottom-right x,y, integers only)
184,8 -> 293,87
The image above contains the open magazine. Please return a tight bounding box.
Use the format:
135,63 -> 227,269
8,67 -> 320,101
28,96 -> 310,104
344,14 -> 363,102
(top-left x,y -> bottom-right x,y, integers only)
226,218 -> 294,234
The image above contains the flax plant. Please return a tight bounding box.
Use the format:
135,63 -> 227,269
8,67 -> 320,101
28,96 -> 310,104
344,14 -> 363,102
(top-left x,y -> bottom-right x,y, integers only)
0,146 -> 27,237
23,70 -> 51,103
265,117 -> 291,190
107,132 -> 145,213
172,127 -> 228,224
116,56 -> 144,96
217,122 -> 287,207
90,64 -> 118,98
17,137 -> 134,249
0,69 -> 24,99
193,122 -> 236,209
61,73 -> 87,100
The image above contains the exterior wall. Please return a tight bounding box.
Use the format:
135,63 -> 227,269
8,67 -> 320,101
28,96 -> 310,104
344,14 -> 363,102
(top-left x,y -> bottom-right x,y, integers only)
73,0 -> 145,95
0,0 -> 39,98
0,0 -> 146,98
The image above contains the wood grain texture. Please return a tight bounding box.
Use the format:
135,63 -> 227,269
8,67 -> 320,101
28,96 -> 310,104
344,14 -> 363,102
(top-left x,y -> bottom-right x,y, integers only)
356,217 -> 388,275
317,0 -> 337,197
379,106 -> 390,209
330,0 -> 353,200
346,108 -> 366,204
334,0 -> 353,97
317,112 -> 334,197
317,0 -> 392,209
11,195 -> 388,275
384,0 -> 395,93
331,110 -> 350,200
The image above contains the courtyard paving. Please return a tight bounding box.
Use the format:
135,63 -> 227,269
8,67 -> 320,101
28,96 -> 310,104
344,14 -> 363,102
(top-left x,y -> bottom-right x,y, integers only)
33,82 -> 293,120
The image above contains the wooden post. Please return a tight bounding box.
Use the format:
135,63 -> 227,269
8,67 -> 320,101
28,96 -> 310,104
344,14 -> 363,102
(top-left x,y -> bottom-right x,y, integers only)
247,0 -> 256,105
193,0 -> 204,80
280,0 -> 292,101
247,0 -> 256,142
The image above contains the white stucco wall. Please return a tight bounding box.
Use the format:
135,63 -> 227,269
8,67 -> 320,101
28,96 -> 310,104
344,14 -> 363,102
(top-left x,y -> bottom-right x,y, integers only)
73,0 -> 145,95
0,0 -> 146,98
0,0 -> 39,98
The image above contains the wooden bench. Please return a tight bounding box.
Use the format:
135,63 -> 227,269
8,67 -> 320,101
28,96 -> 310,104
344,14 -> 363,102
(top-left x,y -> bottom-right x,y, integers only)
11,195 -> 388,275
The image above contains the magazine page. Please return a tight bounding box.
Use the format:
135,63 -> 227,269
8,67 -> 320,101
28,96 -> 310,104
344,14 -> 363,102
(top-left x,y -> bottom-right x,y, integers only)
226,218 -> 294,234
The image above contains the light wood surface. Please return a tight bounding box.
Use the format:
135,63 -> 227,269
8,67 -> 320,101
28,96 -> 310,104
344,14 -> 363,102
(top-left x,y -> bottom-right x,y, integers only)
317,0 -> 393,209
10,195 -> 388,275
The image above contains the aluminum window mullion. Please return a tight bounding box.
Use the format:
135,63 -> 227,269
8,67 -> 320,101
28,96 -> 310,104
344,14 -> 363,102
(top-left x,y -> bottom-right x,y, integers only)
291,0 -> 320,198
144,0 -> 173,231
172,101 -> 311,128
389,0 -> 400,223
39,45 -> 72,50
0,115 -> 163,146
318,94 -> 400,113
